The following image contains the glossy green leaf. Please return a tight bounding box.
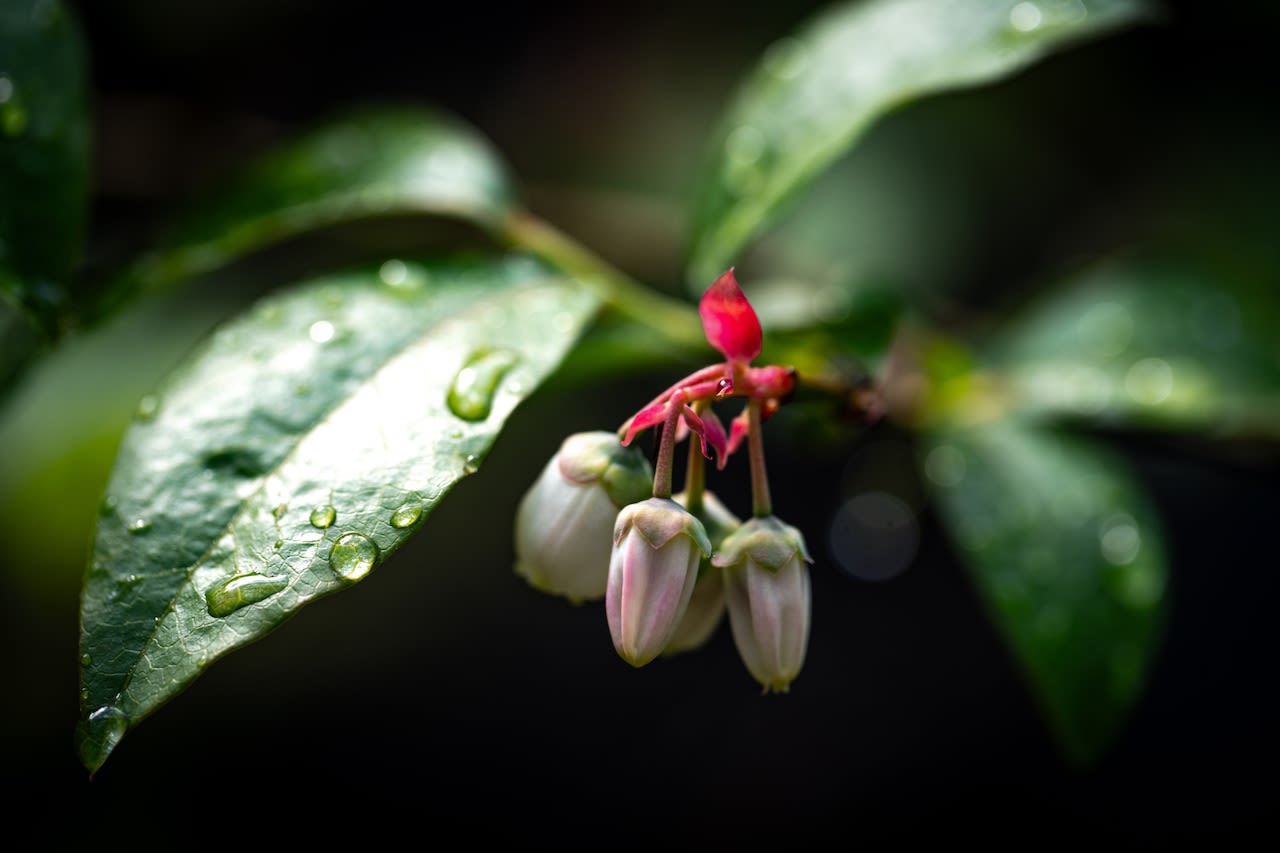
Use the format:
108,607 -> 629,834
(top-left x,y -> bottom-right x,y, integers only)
77,255 -> 597,772
989,256 -> 1280,438
921,419 -> 1167,764
0,0 -> 88,333
104,108 -> 516,315
685,0 -> 1151,289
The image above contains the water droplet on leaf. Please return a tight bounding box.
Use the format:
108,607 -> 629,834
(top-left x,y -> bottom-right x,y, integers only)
128,518 -> 152,535
310,505 -> 336,528
80,653 -> 92,667
379,259 -> 408,286
1009,2 -> 1043,31
272,503 -> 288,521
309,320 -> 336,343
136,395 -> 160,420
463,454 -> 480,474
1099,513 -> 1141,565
447,348 -> 520,421
1125,358 -> 1173,405
329,533 -> 379,582
390,505 -> 422,528
83,705 -> 129,758
762,37 -> 809,80
205,573 -> 289,617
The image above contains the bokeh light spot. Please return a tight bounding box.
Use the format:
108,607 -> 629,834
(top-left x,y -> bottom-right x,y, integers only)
1125,357 -> 1173,405
828,492 -> 919,582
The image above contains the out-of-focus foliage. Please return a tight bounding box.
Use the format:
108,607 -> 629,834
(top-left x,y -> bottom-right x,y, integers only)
0,0 -> 88,384
990,256 -> 1280,438
921,420 -> 1166,764
686,0 -> 1150,288
95,108 -> 517,322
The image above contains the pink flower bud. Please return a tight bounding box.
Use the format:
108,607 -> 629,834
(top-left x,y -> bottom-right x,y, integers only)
514,432 -> 653,602
607,497 -> 712,667
664,491 -> 741,655
714,516 -> 813,693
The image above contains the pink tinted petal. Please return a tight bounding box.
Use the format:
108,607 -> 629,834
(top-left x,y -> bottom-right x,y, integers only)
628,365 -> 726,425
622,400 -> 670,446
678,405 -> 709,457
678,405 -> 728,467
699,269 -> 761,363
700,408 -> 730,470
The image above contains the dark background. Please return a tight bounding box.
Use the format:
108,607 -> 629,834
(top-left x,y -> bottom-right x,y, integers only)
2,0 -> 1277,844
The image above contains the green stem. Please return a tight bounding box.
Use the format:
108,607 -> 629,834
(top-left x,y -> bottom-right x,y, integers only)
652,394 -> 685,500
747,398 -> 772,518
502,210 -> 704,348
682,399 -> 708,515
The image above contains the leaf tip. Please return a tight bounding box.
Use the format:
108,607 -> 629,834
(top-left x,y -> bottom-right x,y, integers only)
76,704 -> 130,775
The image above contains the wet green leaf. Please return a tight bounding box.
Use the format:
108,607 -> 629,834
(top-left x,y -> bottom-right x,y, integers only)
0,0 -> 88,335
77,255 -> 597,772
686,0 -> 1151,289
990,256 -> 1280,439
102,108 -> 516,316
921,419 -> 1167,764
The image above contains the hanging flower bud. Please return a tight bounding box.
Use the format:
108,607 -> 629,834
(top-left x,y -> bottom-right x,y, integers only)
607,497 -> 712,667
664,491 -> 741,655
514,431 -> 653,602
715,516 -> 813,693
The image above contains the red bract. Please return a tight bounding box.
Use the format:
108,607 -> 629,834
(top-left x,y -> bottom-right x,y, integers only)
699,268 -> 761,364
621,271 -> 793,467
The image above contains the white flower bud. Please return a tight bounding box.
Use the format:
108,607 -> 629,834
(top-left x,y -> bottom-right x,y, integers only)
715,516 -> 813,693
514,432 -> 652,602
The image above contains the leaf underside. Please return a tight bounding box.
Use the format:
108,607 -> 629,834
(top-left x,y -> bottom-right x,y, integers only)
77,255 -> 598,772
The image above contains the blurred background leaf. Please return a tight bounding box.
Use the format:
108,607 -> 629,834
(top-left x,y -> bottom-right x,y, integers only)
920,419 -> 1167,765
988,254 -> 1280,440
685,0 -> 1152,290
0,0 -> 88,384
90,107 -> 517,322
